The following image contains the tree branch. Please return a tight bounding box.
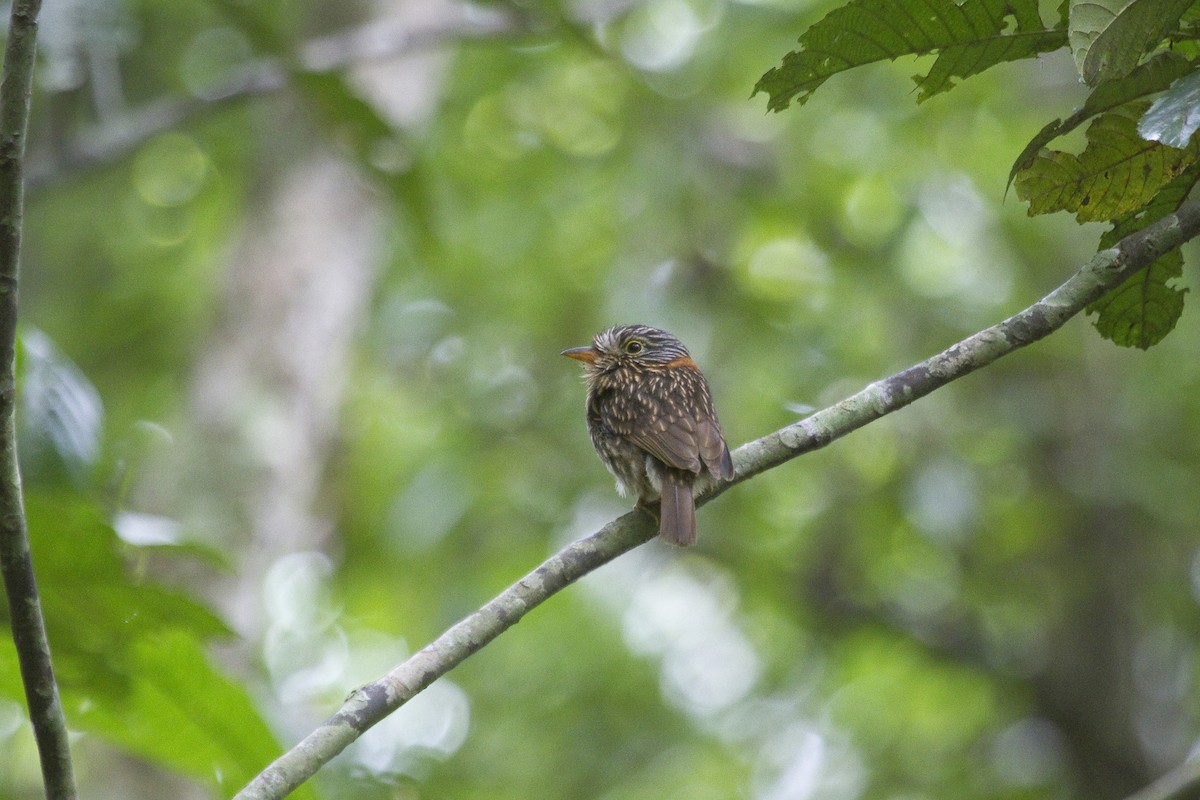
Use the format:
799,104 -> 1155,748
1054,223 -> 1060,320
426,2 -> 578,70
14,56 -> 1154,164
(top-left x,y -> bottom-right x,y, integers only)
234,198 -> 1200,800
1124,756 -> 1200,800
28,6 -> 527,189
0,1 -> 79,799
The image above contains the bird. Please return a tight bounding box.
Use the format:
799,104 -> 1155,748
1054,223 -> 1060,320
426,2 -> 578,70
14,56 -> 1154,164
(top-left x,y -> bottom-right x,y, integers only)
562,324 -> 734,546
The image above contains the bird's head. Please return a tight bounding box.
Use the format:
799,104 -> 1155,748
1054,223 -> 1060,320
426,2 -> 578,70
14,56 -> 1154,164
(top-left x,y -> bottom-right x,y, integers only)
561,325 -> 690,376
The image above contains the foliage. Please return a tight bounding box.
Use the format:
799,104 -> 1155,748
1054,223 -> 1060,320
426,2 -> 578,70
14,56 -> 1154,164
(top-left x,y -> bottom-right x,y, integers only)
4,0 -> 1200,799
756,0 -> 1200,348
753,0 -> 1066,109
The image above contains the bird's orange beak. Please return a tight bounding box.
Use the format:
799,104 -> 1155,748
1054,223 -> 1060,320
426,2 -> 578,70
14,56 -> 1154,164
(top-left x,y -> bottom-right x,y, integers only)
561,346 -> 596,363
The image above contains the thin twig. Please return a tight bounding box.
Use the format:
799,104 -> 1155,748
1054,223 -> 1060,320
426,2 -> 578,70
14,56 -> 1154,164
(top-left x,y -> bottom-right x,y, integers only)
28,6 -> 527,189
0,0 -> 79,799
233,200 -> 1200,800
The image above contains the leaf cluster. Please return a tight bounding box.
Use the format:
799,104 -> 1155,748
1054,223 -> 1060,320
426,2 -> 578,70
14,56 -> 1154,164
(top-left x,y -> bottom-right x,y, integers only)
756,0 -> 1200,348
0,491 -> 313,799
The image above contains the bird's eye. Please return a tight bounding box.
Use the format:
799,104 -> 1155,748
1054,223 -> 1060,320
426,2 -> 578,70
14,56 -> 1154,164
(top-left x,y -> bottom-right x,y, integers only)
625,340 -> 643,355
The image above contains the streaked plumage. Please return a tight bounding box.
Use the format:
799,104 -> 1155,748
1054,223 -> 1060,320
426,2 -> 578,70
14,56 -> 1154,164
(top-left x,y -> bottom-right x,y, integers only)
562,325 -> 734,545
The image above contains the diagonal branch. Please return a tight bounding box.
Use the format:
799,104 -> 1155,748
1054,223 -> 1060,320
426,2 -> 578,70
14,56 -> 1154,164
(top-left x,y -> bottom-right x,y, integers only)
234,198 -> 1200,800
0,0 -> 79,799
1125,755 -> 1200,800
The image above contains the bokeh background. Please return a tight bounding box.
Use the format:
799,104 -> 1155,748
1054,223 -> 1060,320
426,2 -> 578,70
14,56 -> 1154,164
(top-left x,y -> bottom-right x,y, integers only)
2,0 -> 1199,798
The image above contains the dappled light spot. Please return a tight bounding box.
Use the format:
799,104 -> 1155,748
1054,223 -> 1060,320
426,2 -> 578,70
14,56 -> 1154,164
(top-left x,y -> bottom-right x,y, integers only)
811,109 -> 890,169
123,200 -> 196,248
386,461 -> 474,552
352,679 -> 471,777
866,524 -> 962,619
989,718 -> 1067,788
839,176 -> 904,249
267,625 -> 350,702
113,511 -> 181,546
263,553 -> 349,701
827,631 -> 1000,775
181,27 -> 254,100
617,0 -> 712,72
375,296 -> 456,367
0,700 -> 25,739
737,235 -> 831,306
132,133 -> 209,208
544,105 -> 621,157
1131,626 -> 1195,763
904,459 -> 979,542
264,552 -> 341,636
751,722 -> 865,800
899,175 -> 1015,305
622,563 -> 761,715
463,94 -> 534,161
1132,625 -> 1192,706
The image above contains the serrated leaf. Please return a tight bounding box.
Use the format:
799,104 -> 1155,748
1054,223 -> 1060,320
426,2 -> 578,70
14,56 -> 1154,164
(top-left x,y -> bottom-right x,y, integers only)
1072,0 -> 1191,85
1139,66 -> 1200,147
916,0 -> 1067,100
754,0 -> 1065,111
1013,108 -> 1197,221
1008,51 -> 1193,188
1099,167 -> 1199,244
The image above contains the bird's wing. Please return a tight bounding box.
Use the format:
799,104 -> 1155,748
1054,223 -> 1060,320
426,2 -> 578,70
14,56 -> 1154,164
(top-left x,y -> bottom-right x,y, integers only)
623,367 -> 734,476
697,416 -> 734,480
599,365 -> 731,478
629,412 -> 703,473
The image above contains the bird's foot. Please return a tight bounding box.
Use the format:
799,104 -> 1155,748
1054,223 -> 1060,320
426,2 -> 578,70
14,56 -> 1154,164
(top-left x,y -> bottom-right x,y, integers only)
634,498 -> 660,525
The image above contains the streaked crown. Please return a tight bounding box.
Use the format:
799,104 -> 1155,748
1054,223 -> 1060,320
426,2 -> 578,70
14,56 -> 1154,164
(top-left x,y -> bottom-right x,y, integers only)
593,325 -> 689,364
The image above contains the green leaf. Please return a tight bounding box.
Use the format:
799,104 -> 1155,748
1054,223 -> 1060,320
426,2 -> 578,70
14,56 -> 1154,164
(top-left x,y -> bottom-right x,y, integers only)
754,0 -> 1066,112
1007,51 -> 1193,189
73,631 -> 317,800
1085,171 -> 1197,347
1099,161 -> 1199,244
1069,0 -> 1128,79
1013,107 -> 1197,221
0,493 -> 311,798
916,0 -> 1067,101
1069,0 -> 1191,85
1139,66 -> 1200,148
1086,251 -> 1186,346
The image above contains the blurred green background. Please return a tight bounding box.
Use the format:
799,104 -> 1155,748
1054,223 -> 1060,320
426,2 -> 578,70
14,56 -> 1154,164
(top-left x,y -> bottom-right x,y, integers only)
2,0 -> 1198,798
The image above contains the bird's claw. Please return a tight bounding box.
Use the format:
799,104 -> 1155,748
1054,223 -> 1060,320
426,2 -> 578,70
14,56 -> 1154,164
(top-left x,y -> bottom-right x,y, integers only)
635,498 -> 660,525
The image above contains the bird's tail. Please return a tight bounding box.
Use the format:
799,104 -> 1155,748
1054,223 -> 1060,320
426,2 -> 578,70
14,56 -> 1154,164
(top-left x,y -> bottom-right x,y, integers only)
658,472 -> 696,546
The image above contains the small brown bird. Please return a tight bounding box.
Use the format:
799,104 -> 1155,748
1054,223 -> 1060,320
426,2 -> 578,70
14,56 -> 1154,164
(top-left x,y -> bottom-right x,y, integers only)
562,324 -> 734,546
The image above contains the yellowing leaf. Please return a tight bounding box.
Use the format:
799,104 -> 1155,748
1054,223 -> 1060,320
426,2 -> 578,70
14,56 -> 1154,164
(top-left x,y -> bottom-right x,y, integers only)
1007,51 -> 1193,190
1013,109 -> 1196,221
1085,172 -> 1198,347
